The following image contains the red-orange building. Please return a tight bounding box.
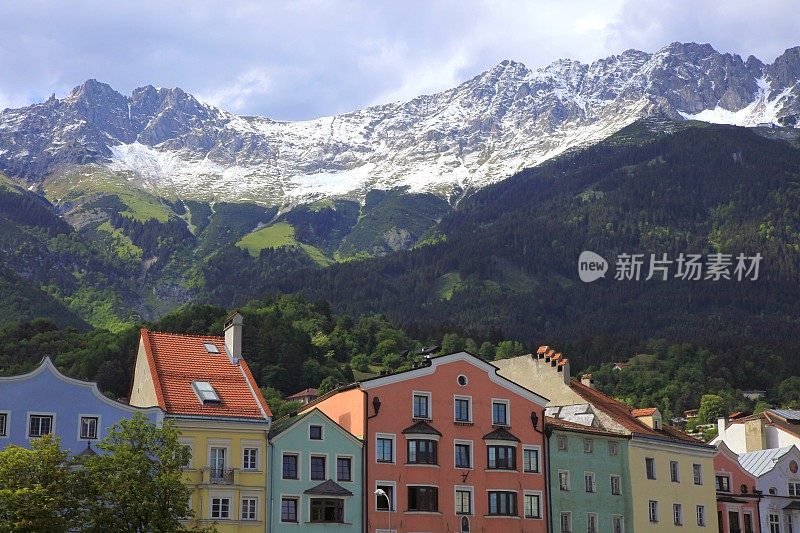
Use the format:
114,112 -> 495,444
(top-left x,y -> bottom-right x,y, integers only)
305,351 -> 549,533
714,442 -> 762,533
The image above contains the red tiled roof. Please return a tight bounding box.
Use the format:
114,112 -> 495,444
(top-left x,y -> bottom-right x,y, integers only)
140,329 -> 271,419
570,379 -> 699,444
632,408 -> 658,417
286,388 -> 318,400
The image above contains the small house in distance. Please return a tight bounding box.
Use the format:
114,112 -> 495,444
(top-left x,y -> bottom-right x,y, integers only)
285,388 -> 319,405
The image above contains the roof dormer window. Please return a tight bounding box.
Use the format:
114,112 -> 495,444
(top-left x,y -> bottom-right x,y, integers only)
193,381 -> 221,404
204,343 -> 220,354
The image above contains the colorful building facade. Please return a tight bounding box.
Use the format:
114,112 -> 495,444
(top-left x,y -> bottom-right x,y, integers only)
268,408 -> 363,532
308,351 -> 550,533
128,313 -> 272,532
715,442 -> 761,533
0,357 -> 162,454
546,417 -> 632,533
738,445 -> 800,533
714,410 -> 800,454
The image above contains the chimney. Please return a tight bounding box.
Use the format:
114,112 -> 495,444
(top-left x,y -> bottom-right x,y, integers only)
717,416 -> 728,442
581,373 -> 594,389
224,312 -> 243,362
744,416 -> 767,452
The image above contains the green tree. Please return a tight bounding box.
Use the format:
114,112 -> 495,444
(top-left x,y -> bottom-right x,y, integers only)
495,340 -> 525,360
753,400 -> 771,414
778,377 -> 800,407
82,414 -> 212,533
696,394 -> 726,424
478,341 -> 496,359
318,376 -> 339,395
440,333 -> 465,355
0,434 -> 83,532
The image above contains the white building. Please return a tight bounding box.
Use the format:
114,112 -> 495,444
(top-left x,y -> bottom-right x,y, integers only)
713,410 -> 800,453
738,445 -> 800,533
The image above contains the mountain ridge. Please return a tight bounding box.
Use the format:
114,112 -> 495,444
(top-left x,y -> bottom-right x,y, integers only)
1,42 -> 799,205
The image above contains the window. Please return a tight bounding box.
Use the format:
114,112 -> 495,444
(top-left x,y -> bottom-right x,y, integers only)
613,515 -> 625,533
376,435 -> 394,463
242,448 -> 258,470
584,472 -> 596,493
645,457 -> 656,479
693,463 -> 703,485
455,488 -> 472,515
670,460 -> 680,482
769,513 -> 780,533
557,435 -> 568,451
211,497 -> 230,519
744,513 -> 754,533
310,498 -> 344,523
673,503 -> 682,526
413,393 -> 430,419
457,374 -> 468,386
789,481 -> 800,496
487,445 -> 516,470
80,416 -> 98,439
609,441 -> 618,456
282,454 -> 298,479
408,439 -> 437,465
560,512 -> 572,533
407,486 -> 438,512
192,381 -> 220,404
241,497 -> 257,520
210,447 -> 227,480
203,342 -> 219,353
336,457 -> 352,482
523,446 -> 540,473
28,414 -> 53,438
584,439 -> 593,454
455,442 -> 472,468
559,470 -> 571,491
310,456 -> 326,480
461,516 -> 470,532
281,497 -> 298,522
524,492 -> 541,519
729,511 -> 742,533
0,413 -> 7,437
488,491 -> 516,516
309,425 -> 323,440
611,475 -> 621,495
587,513 -> 598,533
376,484 -> 394,511
455,397 -> 471,422
492,400 -> 509,426
648,500 -> 659,523
697,505 -> 706,527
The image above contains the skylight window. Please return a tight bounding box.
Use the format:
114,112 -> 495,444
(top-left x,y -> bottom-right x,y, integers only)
204,343 -> 220,354
192,381 -> 221,404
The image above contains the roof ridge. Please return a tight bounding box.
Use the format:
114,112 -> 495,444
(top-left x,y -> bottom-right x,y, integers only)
148,330 -> 224,340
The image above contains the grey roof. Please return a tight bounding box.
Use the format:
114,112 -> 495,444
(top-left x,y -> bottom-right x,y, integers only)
402,420 -> 442,436
304,479 -> 353,496
772,409 -> 800,422
738,446 -> 795,477
483,426 -> 521,442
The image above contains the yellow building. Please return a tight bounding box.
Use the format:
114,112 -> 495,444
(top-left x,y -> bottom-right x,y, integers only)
129,314 -> 272,531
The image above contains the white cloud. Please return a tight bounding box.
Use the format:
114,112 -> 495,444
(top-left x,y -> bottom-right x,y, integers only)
201,68 -> 273,113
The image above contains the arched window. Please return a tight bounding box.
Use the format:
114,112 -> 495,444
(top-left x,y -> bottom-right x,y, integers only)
461,516 -> 470,532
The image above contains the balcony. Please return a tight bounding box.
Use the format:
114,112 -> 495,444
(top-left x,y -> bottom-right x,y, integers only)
204,467 -> 235,485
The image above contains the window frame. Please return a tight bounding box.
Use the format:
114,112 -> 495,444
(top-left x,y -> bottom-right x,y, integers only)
645,457 -> 656,480
455,485 -> 474,516
375,433 -> 396,464
587,512 -> 598,533
27,412 -> 55,439
487,490 -> 517,517
557,435 -> 568,451
309,424 -> 323,440
407,484 -> 439,512
210,496 -> 231,520
583,438 -> 593,454
280,496 -> 299,523
491,399 -> 510,426
608,440 -> 618,456
717,474 -> 732,492
648,500 -> 659,523
522,445 -> 541,473
673,503 -> 683,526
78,415 -> 100,440
611,474 -> 622,495
487,444 -> 516,470
454,395 -> 473,423
523,490 -> 542,519
670,460 -> 680,483
309,497 -> 345,523
240,496 -> 258,521
282,452 -> 299,480
697,504 -> 706,527
407,438 -> 438,465
376,481 -> 396,512
242,447 -> 259,471
0,411 -> 9,438
309,454 -> 327,481
454,440 -> 473,469
336,455 -> 353,482
560,511 -> 572,533
693,463 -> 703,485
584,471 -> 596,493
412,391 -> 432,420
558,469 -> 571,491
613,514 -> 625,533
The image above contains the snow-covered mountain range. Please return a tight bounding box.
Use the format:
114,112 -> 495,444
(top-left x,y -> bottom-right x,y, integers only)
1,42 -> 799,204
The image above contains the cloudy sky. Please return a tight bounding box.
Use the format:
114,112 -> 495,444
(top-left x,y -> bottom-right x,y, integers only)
1,0 -> 798,120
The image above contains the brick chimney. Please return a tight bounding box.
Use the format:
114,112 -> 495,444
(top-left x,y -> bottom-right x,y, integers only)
224,312 -> 243,362
581,373 -> 595,389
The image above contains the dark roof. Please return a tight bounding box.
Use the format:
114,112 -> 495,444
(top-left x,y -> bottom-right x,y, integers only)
286,387 -> 318,400
402,420 -> 442,436
785,501 -> 800,510
483,426 -> 521,442
717,495 -> 749,504
76,442 -> 97,457
304,479 -> 353,497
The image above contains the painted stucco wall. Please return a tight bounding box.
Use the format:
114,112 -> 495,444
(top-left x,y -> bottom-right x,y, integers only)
716,420 -> 800,454
308,388 -> 365,439
714,447 -> 760,533
129,338 -> 159,408
362,354 -> 548,533
494,354 -> 583,407
177,418 -> 269,533
548,429 -> 632,533
629,438 -> 719,532
0,358 -> 161,454
750,447 -> 800,533
269,410 -> 363,533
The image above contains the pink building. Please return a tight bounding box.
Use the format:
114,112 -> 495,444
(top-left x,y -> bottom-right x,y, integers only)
306,351 -> 549,533
715,442 -> 762,533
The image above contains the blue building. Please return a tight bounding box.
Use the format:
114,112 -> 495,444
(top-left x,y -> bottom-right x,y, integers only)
0,357 -> 162,454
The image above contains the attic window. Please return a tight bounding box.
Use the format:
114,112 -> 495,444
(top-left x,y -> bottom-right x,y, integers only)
204,343 -> 220,354
192,381 -> 221,404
